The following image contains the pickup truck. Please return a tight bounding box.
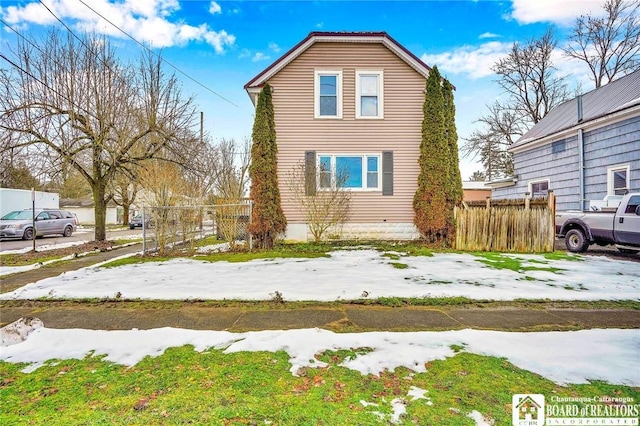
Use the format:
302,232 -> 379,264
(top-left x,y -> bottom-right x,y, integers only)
555,193 -> 640,253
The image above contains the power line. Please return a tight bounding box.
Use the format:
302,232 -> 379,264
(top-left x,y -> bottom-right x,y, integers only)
0,51 -> 89,120
76,0 -> 239,108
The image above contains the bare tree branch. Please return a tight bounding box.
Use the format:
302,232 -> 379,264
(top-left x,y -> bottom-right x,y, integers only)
564,0 -> 640,88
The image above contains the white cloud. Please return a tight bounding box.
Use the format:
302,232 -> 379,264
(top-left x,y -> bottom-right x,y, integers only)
509,0 -> 603,25
209,1 -> 221,15
0,0 -> 235,52
268,42 -> 280,53
252,52 -> 270,62
421,41 -> 511,79
204,30 -> 235,54
478,32 -> 499,39
316,22 -> 324,29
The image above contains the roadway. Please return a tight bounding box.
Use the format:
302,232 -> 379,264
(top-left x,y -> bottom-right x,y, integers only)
0,227 -> 143,252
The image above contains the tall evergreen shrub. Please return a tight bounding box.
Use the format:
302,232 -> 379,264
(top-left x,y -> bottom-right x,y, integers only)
413,66 -> 452,244
248,84 -> 286,248
443,79 -> 463,241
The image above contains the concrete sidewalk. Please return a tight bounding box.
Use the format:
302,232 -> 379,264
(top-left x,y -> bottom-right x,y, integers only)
2,243 -> 640,332
0,243 -> 143,294
2,303 -> 639,332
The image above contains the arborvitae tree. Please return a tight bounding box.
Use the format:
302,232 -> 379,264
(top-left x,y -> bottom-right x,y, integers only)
443,79 -> 463,241
413,66 -> 450,245
248,84 -> 287,249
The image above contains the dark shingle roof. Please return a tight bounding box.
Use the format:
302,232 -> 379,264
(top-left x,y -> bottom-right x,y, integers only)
511,68 -> 640,149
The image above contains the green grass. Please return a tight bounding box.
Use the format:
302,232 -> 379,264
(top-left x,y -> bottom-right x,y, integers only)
101,249 -> 331,268
472,252 -> 565,274
0,252 -> 67,267
1,347 -> 637,425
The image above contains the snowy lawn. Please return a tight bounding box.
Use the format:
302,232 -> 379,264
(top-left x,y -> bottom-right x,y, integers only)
2,326 -> 636,386
2,249 -> 639,301
0,326 -> 638,425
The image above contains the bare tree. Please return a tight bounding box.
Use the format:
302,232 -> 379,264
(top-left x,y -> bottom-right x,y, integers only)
463,102 -> 522,180
110,169 -> 139,225
564,0 -> 640,88
286,161 -> 351,242
211,138 -> 251,202
0,30 -> 198,241
493,29 -> 569,125
464,30 -> 569,179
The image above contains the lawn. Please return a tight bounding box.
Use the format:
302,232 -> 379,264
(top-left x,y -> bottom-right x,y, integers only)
2,242 -> 638,425
1,341 -> 638,425
2,245 -> 638,302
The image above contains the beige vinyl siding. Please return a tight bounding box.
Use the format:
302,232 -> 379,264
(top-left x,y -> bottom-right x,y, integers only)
266,42 -> 425,223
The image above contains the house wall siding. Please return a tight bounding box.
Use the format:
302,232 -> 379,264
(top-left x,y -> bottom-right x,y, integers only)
583,115 -> 640,201
492,115 -> 640,210
265,42 -> 425,224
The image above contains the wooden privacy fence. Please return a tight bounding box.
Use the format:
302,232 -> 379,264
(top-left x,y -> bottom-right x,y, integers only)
454,192 -> 556,252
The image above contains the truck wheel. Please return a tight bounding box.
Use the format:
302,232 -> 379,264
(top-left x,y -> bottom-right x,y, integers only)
63,226 -> 73,237
23,227 -> 34,240
565,229 -> 589,253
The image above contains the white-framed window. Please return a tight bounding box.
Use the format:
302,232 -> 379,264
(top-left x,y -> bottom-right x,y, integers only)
528,179 -> 550,198
608,164 -> 630,195
314,70 -> 342,119
317,154 -> 381,190
355,70 -> 384,119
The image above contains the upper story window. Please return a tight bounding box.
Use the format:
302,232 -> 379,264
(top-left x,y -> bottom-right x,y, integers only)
314,70 -> 342,119
608,164 -> 630,195
551,139 -> 566,154
318,154 -> 380,190
356,70 -> 384,119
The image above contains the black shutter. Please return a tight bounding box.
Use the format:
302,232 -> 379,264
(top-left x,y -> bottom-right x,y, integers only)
382,151 -> 393,196
305,151 -> 316,196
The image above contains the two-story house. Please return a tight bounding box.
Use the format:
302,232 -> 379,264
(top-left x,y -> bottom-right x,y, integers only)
244,31 -> 435,241
490,69 -> 640,211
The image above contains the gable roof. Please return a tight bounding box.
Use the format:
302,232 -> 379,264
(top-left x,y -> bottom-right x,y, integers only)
511,68 -> 640,151
244,31 -> 432,98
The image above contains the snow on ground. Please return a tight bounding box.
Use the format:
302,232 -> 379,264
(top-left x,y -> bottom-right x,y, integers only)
2,249 -> 639,301
0,327 -> 637,386
0,240 -> 142,278
0,254 -> 78,277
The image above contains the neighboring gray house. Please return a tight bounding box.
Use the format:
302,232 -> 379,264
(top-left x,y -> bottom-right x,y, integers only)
490,69 -> 640,211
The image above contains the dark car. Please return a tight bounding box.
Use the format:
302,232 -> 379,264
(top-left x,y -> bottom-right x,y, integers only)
129,214 -> 154,229
0,209 -> 78,240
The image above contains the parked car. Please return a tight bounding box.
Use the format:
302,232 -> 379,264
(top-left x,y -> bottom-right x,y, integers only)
0,209 -> 78,240
555,193 -> 640,253
129,214 -> 154,229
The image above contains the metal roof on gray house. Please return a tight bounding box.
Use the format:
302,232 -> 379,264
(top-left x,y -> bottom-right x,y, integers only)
511,68 -> 640,149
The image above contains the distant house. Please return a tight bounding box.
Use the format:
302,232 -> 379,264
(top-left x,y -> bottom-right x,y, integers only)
60,199 -> 120,225
489,69 -> 640,211
462,181 -> 490,203
245,32 -> 443,241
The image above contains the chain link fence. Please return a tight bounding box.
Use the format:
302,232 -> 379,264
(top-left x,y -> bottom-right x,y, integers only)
140,203 -> 252,254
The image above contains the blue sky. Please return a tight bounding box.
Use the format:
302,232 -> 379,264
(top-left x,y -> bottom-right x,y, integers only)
0,0 -> 606,179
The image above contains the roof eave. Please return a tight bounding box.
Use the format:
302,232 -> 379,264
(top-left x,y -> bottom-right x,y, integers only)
509,102 -> 640,154
243,31 -> 434,103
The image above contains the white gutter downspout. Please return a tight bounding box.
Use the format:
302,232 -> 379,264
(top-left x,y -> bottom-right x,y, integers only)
577,95 -> 585,211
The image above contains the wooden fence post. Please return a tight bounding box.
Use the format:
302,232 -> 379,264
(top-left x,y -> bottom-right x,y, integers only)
485,196 -> 491,209
525,192 -> 530,210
